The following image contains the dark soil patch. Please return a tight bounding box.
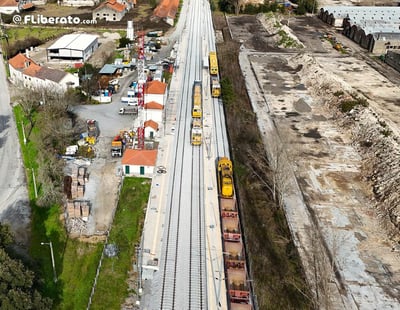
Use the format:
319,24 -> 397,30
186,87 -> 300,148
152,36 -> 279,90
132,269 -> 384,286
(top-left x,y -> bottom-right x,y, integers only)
304,128 -> 322,139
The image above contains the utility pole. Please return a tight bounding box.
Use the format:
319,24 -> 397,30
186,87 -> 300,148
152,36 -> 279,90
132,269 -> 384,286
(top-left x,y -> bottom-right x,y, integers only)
21,122 -> 26,145
32,168 -> 37,198
41,241 -> 57,283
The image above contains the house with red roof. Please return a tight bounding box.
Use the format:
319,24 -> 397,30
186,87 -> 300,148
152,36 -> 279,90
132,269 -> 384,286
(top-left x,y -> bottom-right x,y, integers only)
144,119 -> 159,139
93,0 -> 128,21
121,149 -> 158,176
144,80 -> 168,106
144,101 -> 163,123
61,0 -> 99,7
0,0 -> 34,14
8,53 -> 79,92
153,0 -> 179,26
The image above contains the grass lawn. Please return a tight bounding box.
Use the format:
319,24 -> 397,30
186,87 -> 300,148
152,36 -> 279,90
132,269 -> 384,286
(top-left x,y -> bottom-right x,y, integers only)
90,177 -> 150,309
5,27 -> 71,45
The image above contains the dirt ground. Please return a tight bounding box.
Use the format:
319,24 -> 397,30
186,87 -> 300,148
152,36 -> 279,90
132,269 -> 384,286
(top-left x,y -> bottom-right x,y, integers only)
228,13 -> 400,306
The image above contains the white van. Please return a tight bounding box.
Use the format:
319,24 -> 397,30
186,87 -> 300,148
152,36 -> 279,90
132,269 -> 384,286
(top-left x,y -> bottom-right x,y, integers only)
121,97 -> 138,105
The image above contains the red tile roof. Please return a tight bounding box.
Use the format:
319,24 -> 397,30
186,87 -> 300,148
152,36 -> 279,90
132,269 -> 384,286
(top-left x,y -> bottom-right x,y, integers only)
0,0 -> 18,7
122,149 -> 158,166
95,0 -> 126,13
23,62 -> 42,77
144,101 -> 163,110
22,2 -> 34,9
145,80 -> 167,95
9,53 -> 67,82
8,53 -> 34,69
144,119 -> 159,130
153,0 -> 179,19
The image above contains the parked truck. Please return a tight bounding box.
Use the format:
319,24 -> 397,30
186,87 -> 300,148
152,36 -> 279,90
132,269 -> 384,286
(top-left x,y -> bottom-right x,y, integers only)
111,138 -> 123,157
119,106 -> 138,115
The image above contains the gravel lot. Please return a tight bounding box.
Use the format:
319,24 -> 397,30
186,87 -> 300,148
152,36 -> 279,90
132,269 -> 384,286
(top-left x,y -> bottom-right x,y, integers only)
229,13 -> 400,307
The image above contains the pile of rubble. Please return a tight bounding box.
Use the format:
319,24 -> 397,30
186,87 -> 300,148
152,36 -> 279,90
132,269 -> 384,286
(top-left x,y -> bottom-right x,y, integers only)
351,109 -> 400,241
64,166 -> 92,235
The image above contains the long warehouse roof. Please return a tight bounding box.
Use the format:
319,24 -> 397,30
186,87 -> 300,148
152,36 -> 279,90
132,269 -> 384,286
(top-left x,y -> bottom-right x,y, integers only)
47,33 -> 98,51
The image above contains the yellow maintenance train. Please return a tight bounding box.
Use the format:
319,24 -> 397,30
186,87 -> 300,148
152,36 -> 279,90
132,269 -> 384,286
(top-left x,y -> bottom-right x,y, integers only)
217,157 -> 234,198
191,81 -> 203,145
209,51 -> 221,98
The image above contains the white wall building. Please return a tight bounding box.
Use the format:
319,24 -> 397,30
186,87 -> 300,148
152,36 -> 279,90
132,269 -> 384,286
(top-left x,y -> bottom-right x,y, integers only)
144,80 -> 168,106
0,0 -> 34,14
47,33 -> 99,62
144,120 -> 159,139
93,0 -> 127,22
121,149 -> 158,177
9,53 -> 79,92
144,101 -> 163,123
61,0 -> 99,7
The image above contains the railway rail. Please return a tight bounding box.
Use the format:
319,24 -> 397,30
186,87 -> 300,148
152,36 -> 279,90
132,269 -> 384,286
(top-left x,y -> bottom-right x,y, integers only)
157,0 -> 207,308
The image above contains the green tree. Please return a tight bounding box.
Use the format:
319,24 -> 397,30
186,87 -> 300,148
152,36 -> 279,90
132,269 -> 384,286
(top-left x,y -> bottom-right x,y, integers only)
118,36 -> 132,48
0,223 -> 52,309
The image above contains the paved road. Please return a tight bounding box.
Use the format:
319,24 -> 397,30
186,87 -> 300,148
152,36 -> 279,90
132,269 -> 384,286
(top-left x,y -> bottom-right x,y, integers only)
0,59 -> 30,246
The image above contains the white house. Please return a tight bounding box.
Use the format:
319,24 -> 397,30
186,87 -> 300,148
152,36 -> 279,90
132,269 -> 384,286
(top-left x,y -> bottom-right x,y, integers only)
9,53 -> 79,92
121,149 -> 158,177
93,0 -> 127,22
61,0 -> 99,7
0,0 -> 34,14
47,33 -> 99,62
144,101 -> 163,123
144,119 -> 159,139
144,80 -> 167,106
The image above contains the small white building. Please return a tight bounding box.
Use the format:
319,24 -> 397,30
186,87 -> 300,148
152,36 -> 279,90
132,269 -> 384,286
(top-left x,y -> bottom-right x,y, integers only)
144,119 -> 159,139
8,53 -> 79,92
144,80 -> 168,106
61,0 -> 99,7
93,0 -> 127,22
0,0 -> 34,14
121,149 -> 158,176
144,101 -> 163,123
47,33 -> 99,62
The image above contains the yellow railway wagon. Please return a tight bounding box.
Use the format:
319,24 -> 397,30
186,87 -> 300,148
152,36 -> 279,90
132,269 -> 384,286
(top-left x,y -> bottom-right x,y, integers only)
191,118 -> 202,145
192,81 -> 202,118
210,76 -> 221,97
217,157 -> 234,198
209,51 -> 219,76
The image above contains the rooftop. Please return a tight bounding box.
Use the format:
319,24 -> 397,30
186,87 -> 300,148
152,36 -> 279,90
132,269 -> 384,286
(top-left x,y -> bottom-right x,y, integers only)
144,101 -> 164,109
122,149 -> 158,166
322,6 -> 400,34
144,119 -> 159,130
145,80 -> 167,95
153,0 -> 179,19
94,0 -> 126,13
9,53 -> 68,82
47,33 -> 98,52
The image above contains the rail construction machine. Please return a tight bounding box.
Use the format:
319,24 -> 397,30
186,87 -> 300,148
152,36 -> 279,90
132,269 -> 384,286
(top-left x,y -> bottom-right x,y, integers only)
217,157 -> 254,309
209,51 -> 221,98
191,81 -> 203,145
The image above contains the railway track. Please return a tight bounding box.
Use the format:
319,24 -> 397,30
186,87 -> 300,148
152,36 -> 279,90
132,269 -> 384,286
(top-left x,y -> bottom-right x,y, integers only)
157,0 -> 207,308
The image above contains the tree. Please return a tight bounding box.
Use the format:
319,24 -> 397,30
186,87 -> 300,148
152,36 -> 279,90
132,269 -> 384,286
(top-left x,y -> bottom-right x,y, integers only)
0,223 -> 52,309
119,37 -> 132,48
0,224 -> 13,247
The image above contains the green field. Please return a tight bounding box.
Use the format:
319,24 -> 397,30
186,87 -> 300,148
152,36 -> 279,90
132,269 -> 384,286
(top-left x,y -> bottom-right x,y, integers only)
90,177 -> 150,309
5,27 -> 71,45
